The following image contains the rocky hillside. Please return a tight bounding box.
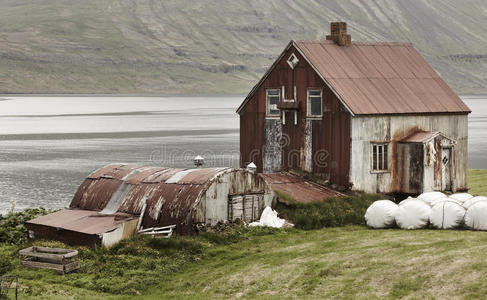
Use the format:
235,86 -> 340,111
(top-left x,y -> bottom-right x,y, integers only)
0,0 -> 486,94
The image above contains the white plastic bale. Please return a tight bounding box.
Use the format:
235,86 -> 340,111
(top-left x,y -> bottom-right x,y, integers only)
465,201 -> 487,231
417,192 -> 446,206
249,206 -> 286,228
399,197 -> 417,206
431,197 -> 462,207
364,200 -> 398,229
463,196 -> 487,209
449,193 -> 473,203
430,201 -> 466,229
395,200 -> 432,229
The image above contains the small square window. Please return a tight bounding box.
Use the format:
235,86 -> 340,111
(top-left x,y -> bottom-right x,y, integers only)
372,143 -> 388,172
266,89 -> 280,117
287,53 -> 299,69
307,89 -> 322,117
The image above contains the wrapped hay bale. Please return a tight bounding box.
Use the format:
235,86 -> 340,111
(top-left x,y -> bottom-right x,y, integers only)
365,200 -> 398,229
430,200 -> 466,229
431,197 -> 462,207
463,196 -> 487,209
395,200 -> 431,229
398,197 -> 417,206
465,202 -> 487,231
417,192 -> 446,206
449,193 -> 473,203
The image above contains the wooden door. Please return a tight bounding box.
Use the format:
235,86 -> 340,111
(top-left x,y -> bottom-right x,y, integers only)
228,194 -> 263,222
441,148 -> 452,191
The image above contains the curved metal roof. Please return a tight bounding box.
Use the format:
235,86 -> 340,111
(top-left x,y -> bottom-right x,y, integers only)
70,164 -> 233,233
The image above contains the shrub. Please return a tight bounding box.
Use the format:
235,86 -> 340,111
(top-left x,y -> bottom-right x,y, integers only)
0,208 -> 49,245
276,193 -> 384,230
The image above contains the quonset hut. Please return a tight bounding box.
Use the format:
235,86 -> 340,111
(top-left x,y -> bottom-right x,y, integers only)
26,164 -> 274,246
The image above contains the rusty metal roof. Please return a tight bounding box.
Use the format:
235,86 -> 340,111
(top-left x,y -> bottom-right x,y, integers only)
399,130 -> 454,144
70,164 -> 235,233
238,40 -> 470,115
26,209 -> 133,235
260,173 -> 344,203
293,40 -> 470,115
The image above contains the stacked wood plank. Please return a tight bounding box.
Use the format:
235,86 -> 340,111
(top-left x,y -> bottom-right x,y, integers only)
19,246 -> 79,274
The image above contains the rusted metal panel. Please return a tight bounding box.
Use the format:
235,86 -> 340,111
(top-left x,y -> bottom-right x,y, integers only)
261,173 -> 344,203
26,209 -> 133,235
400,131 -> 438,143
70,178 -> 123,210
292,40 -> 470,115
177,168 -> 229,184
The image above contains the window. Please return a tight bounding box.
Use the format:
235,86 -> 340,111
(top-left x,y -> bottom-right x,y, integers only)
287,53 -> 299,69
372,143 -> 388,172
307,89 -> 322,117
266,89 -> 280,117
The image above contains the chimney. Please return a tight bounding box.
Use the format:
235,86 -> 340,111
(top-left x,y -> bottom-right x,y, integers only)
326,22 -> 351,47
194,155 -> 204,168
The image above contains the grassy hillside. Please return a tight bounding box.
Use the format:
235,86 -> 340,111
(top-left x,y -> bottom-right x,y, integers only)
0,0 -> 486,94
468,169 -> 487,195
1,227 -> 487,299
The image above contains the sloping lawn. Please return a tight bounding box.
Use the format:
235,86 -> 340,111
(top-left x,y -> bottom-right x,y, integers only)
468,169 -> 487,195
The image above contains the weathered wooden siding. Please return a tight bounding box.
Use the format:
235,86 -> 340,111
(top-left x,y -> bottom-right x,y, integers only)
239,44 -> 351,187
350,114 -> 468,193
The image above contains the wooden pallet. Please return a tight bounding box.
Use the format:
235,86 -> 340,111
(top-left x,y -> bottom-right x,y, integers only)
19,246 -> 80,274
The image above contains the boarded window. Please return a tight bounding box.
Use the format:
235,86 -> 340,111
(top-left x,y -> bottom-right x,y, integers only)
372,144 -> 388,171
307,89 -> 322,117
228,194 -> 263,223
266,89 -> 280,117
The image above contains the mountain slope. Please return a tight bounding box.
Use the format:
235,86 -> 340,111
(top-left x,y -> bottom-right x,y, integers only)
0,0 -> 486,94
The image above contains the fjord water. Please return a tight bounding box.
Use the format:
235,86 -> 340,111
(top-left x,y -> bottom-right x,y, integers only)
0,95 -> 485,213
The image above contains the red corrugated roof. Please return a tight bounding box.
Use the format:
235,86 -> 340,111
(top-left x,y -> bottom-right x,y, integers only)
260,173 -> 344,203
294,40 -> 470,115
26,209 -> 133,235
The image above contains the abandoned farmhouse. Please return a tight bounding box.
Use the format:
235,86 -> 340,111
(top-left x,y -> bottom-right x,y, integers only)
26,22 -> 472,246
238,22 -> 471,194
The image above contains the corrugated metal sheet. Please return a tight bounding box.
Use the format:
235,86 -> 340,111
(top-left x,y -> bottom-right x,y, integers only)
294,40 -> 470,115
400,131 -> 439,143
26,209 -> 133,235
70,164 -> 254,234
260,173 -> 344,203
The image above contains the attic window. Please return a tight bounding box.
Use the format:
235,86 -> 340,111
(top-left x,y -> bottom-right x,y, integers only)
287,53 -> 299,69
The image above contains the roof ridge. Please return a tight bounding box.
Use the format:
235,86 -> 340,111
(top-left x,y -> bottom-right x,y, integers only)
294,40 -> 413,46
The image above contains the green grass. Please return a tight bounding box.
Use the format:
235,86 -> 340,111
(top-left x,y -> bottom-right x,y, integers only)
0,170 -> 485,299
468,169 -> 487,195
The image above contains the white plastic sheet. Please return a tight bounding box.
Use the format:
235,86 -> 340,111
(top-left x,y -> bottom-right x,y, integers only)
449,193 -> 473,203
417,192 -> 446,206
395,200 -> 432,229
364,200 -> 398,229
431,197 -> 461,207
399,197 -> 417,206
463,196 -> 487,209
465,201 -> 487,230
430,200 -> 466,229
249,206 -> 287,228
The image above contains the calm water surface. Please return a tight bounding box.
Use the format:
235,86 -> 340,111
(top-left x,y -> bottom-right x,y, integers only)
0,95 -> 485,213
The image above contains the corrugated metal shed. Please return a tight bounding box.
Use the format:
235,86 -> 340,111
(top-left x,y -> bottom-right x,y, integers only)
260,173 -> 344,203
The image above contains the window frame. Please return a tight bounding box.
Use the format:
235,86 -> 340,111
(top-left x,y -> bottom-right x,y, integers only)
265,88 -> 281,118
371,142 -> 389,173
307,88 -> 323,118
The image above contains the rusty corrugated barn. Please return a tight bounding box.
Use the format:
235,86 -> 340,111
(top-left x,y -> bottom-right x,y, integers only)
27,164 -> 274,246
237,22 -> 471,194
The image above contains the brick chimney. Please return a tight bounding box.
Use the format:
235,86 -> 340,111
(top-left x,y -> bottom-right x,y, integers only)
326,22 -> 351,47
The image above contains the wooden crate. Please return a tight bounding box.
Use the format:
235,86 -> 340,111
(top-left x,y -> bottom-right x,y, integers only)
19,246 -> 80,274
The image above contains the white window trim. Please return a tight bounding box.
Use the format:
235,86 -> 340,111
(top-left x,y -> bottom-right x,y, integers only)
307,89 -> 323,119
287,53 -> 299,69
371,143 -> 390,173
266,88 -> 280,119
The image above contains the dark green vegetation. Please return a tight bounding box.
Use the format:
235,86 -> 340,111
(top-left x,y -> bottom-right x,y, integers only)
0,208 -> 49,245
277,193 -> 383,230
0,0 -> 486,94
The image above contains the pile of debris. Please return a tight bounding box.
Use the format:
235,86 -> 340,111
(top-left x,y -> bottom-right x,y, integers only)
365,192 -> 487,230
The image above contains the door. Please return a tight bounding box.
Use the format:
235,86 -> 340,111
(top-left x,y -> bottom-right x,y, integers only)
441,148 -> 452,191
228,194 -> 263,222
